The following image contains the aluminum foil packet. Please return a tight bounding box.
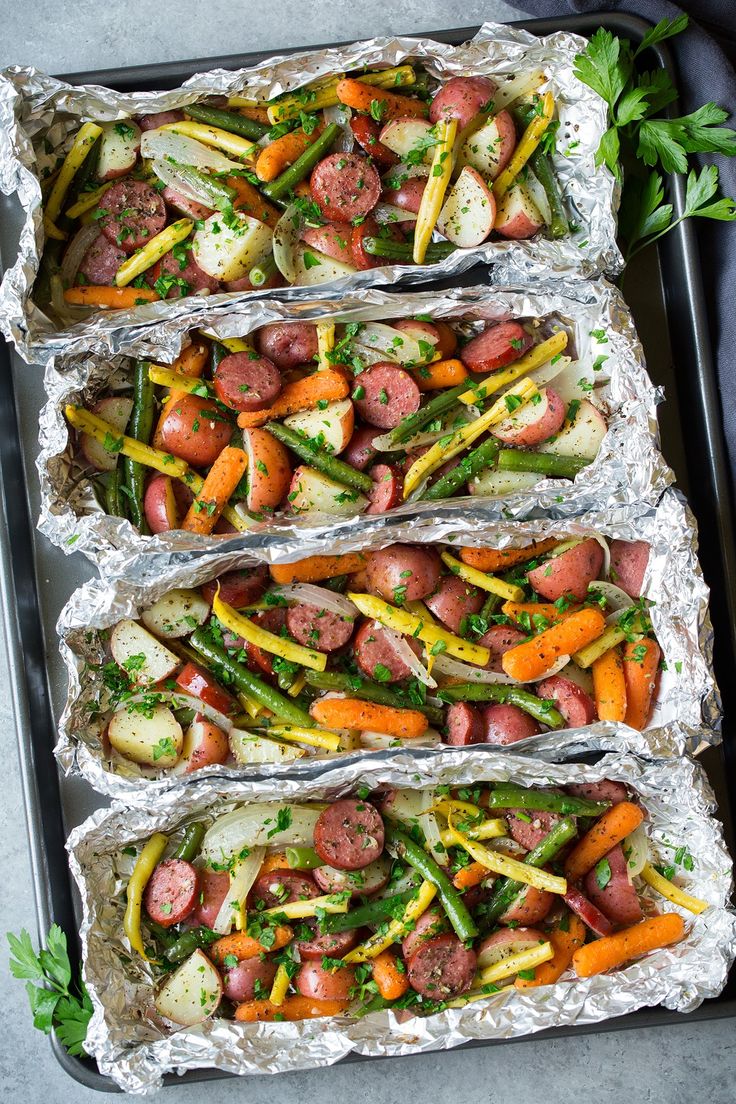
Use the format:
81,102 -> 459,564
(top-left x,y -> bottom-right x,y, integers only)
56,489 -> 719,802
0,22 -> 620,363
39,279 -> 670,569
66,749 -> 736,1094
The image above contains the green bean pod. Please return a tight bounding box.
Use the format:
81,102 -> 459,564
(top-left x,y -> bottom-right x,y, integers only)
437,684 -> 565,729
164,926 -> 219,963
419,437 -> 499,501
185,102 -> 269,140
482,816 -> 578,925
286,846 -> 324,870
104,464 -> 127,519
261,122 -> 341,201
362,237 -> 457,262
265,420 -> 374,492
320,890 -> 417,933
303,670 -> 444,726
496,449 -> 591,480
388,382 -> 470,446
173,822 -> 206,863
484,784 -> 610,817
123,360 -> 156,533
384,825 -> 477,943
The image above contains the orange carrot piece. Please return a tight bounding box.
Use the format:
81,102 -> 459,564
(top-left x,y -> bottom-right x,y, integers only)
255,128 -> 321,182
501,600 -> 570,626
181,446 -> 248,534
234,996 -> 350,1022
515,915 -> 586,988
592,647 -> 627,723
173,342 -> 209,379
237,370 -> 349,428
572,913 -> 685,979
210,925 -> 293,964
257,852 -> 290,877
453,861 -> 489,890
434,321 -> 458,358
238,105 -> 270,125
372,951 -> 410,1000
310,698 -> 428,739
225,175 -> 282,228
502,608 -> 606,682
563,801 -> 644,883
64,285 -> 160,308
413,358 -> 468,391
622,638 -> 661,730
269,552 -> 368,584
459,539 -> 559,574
336,78 -> 428,121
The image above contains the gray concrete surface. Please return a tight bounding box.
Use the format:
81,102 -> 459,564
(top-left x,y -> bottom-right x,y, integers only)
1,2 -> 735,1100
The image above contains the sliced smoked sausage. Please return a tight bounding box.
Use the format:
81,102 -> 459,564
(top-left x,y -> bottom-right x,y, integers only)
444,701 -> 484,746
459,321 -> 533,374
256,322 -> 318,369
407,933 -> 477,999
353,619 -> 420,682
293,925 -> 360,961
310,152 -> 381,222
352,362 -> 421,429
77,233 -> 126,285
213,352 -> 282,412
285,603 -> 355,652
251,869 -> 319,909
99,179 -> 166,254
313,798 -> 385,870
481,703 -> 541,744
143,859 -> 199,927
200,566 -> 269,609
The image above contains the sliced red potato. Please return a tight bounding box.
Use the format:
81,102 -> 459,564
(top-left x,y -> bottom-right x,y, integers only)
193,213 -> 273,281
80,396 -> 133,471
491,387 -> 566,448
154,949 -> 223,1026
110,619 -> 180,684
436,166 -> 496,247
379,117 -> 435,162
293,246 -> 357,285
140,588 -> 210,639
476,927 -> 547,969
283,398 -> 355,456
494,180 -> 544,240
144,473 -> 185,533
287,465 -> 368,516
96,120 -> 142,181
243,427 -> 292,514
459,110 -> 516,180
108,702 -> 183,767
538,399 -> 607,461
301,222 -> 354,265
527,538 -> 604,603
392,319 -> 441,355
180,715 -> 229,773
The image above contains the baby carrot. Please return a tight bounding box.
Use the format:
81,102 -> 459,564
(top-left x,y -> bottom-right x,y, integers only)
453,861 -> 489,890
572,913 -> 685,978
501,608 -> 606,682
181,446 -> 248,534
210,925 -> 293,964
372,950 -> 410,1000
237,370 -> 349,428
269,552 -> 368,584
335,77 -> 428,120
257,852 -> 290,877
459,539 -> 559,574
234,996 -> 350,1022
310,698 -> 428,739
256,128 -> 321,181
564,801 -> 644,883
413,358 -> 468,391
622,638 -> 661,730
225,175 -> 282,228
501,601 -> 570,626
63,285 -> 159,308
515,914 -> 586,989
592,647 -> 627,722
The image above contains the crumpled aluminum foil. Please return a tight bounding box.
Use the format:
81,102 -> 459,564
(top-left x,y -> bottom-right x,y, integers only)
0,22 -> 621,363
66,749 -> 736,1094
38,279 -> 671,569
56,489 -> 719,802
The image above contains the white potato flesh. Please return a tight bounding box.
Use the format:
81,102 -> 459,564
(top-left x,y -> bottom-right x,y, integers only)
538,399 -> 607,460
140,588 -> 210,639
80,396 -> 133,471
230,729 -> 306,764
436,167 -> 496,247
108,703 -> 183,767
469,468 -> 543,496
293,246 -> 357,286
379,118 -> 435,162
283,399 -> 354,456
288,465 -> 368,515
97,120 -> 141,181
154,949 -> 223,1026
460,115 -> 514,180
110,619 -> 180,684
193,213 -> 273,281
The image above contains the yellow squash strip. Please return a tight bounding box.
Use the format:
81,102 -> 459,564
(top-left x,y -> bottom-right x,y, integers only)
65,180 -> 113,219
432,798 -> 484,820
446,813 -> 567,895
265,725 -> 342,753
124,832 -> 168,961
148,364 -> 211,396
348,592 -> 490,666
403,377 -> 539,497
641,862 -> 708,916
493,91 -> 555,199
44,121 -> 103,236
572,612 -> 648,669
213,590 -> 327,672
439,820 -> 507,848
115,219 -> 193,287
268,963 -> 291,1007
65,405 -> 189,477
261,893 -> 349,920
226,96 -> 261,108
236,694 -> 266,719
267,65 -> 417,123
344,881 -> 437,962
212,336 -> 252,353
440,551 -> 525,603
161,120 -> 258,161
477,941 -> 554,986
413,118 -> 457,265
317,321 -> 336,371
457,331 -> 569,405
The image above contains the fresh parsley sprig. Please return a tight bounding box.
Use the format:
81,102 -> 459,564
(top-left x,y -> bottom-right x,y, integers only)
7,925 -> 93,1057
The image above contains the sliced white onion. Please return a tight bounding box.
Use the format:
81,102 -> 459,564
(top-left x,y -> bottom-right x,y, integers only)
432,652 -> 517,685
140,128 -> 243,174
352,321 -> 424,366
588,581 -> 635,614
60,223 -> 99,287
524,165 -> 552,226
374,202 -> 419,225
151,158 -> 211,206
525,354 -> 573,389
622,824 -> 649,879
381,624 -> 436,688
271,583 -> 357,619
591,533 -> 612,579
418,788 -> 447,864
493,70 -> 547,111
359,728 -> 441,750
383,789 -> 424,825
201,803 -> 321,863
372,411 -> 475,452
114,690 -> 233,735
323,102 -> 354,151
212,846 -> 265,934
381,162 -> 430,185
272,202 -> 302,284
558,661 -> 594,696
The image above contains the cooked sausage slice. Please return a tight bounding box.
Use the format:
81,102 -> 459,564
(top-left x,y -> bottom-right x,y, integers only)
77,233 -> 126,285
366,463 -> 402,513
506,810 -> 564,851
256,322 -> 318,369
401,907 -> 448,960
213,352 -> 282,412
481,703 -> 541,744
352,362 -> 421,430
459,321 -> 533,374
310,152 -> 381,222
251,869 -> 319,909
565,779 -> 628,806
285,603 -> 355,652
99,179 -> 166,254
200,566 -> 269,609
477,624 -> 526,673
444,701 -> 484,746
293,925 -> 360,961
353,618 -> 420,682
407,933 -> 476,999
143,859 -> 199,927
313,798 -> 385,870
190,869 -> 230,928
536,674 -> 597,728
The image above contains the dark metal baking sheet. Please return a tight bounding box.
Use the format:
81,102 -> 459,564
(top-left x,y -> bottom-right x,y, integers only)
0,12 -> 734,1091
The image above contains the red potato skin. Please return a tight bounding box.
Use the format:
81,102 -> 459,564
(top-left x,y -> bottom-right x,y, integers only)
175,662 -> 238,716
583,843 -> 643,927
146,248 -> 220,296
463,108 -> 516,179
609,539 -> 650,598
429,76 -> 497,129
459,321 -> 533,374
491,387 -> 567,448
295,960 -> 357,1001
481,703 -> 542,745
365,544 -> 442,602
424,575 -> 484,634
563,885 -> 614,937
350,115 -> 400,166
190,870 -> 230,928
402,907 -> 448,960
506,810 -> 563,852
138,110 -> 185,130
477,926 -> 547,959
392,319 -> 441,348
182,716 -> 229,773
256,323 -> 318,370
200,566 -> 269,609
477,624 -> 526,674
527,538 -> 604,603
155,393 -> 234,468
162,185 -> 214,222
494,190 -> 544,240
382,175 -> 427,214
536,674 -> 597,728
302,222 -> 355,265
223,958 -> 278,1002
499,884 -> 555,926
143,473 -> 193,533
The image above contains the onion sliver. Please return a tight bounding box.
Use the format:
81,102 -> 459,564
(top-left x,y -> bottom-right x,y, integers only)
201,803 -> 321,864
212,846 -> 265,934
141,128 -> 243,173
359,729 -> 441,750
622,824 -> 649,878
271,583 -> 357,619
433,652 -> 516,685
352,321 -> 424,366
272,202 -> 302,283
151,158 -> 213,207
382,624 -> 436,688
60,223 -> 100,288
374,203 -> 420,224
588,581 -> 635,615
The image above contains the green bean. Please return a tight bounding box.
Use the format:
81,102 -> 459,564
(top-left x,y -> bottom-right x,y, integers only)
123,360 -> 156,534
104,464 -> 127,518
173,706 -> 196,728
210,340 -> 230,374
514,106 -> 568,239
479,591 -> 502,620
384,825 -> 477,943
286,846 -> 324,870
323,574 -> 348,593
387,382 -> 469,446
481,817 -> 578,926
419,437 -> 499,501
496,449 -> 591,480
164,926 -> 219,963
261,122 -> 341,201
304,670 -> 444,726
146,920 -> 177,949
189,628 -> 314,727
354,994 -> 394,1018
185,102 -> 269,140
249,253 -> 279,287
437,684 -> 565,729
320,890 -> 416,933
172,164 -> 238,213
362,237 -> 457,262
173,822 -> 206,863
484,784 -> 610,817
266,420 -> 374,492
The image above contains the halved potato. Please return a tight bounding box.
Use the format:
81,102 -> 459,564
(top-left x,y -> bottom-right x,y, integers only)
287,465 -> 368,516
193,213 -> 273,281
140,588 -> 210,639
379,117 -> 435,162
283,398 -> 354,456
80,396 -> 133,471
97,120 -> 142,181
110,619 -> 180,684
494,180 -> 544,240
293,246 -> 357,286
242,427 -> 292,514
230,729 -> 306,764
538,399 -> 607,460
437,166 -> 496,247
180,716 -> 229,773
154,949 -> 223,1026
108,703 -> 183,767
460,110 -> 517,180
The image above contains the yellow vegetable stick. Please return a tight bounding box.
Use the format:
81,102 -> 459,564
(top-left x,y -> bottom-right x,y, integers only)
210,336 -> 253,353
344,881 -> 437,962
440,551 -> 525,603
457,331 -> 569,405
432,798 -> 484,819
403,377 -> 539,497
161,120 -> 258,161
226,96 -> 261,108
317,321 -> 336,371
65,404 -> 189,478
572,612 -> 649,669
115,219 -> 194,287
236,693 -> 265,719
641,862 -> 708,916
477,941 -> 554,986
267,65 -> 417,124
213,590 -> 327,672
348,591 -> 490,666
493,91 -> 555,198
446,813 -> 567,895
124,832 -> 168,961
439,820 -> 507,847
148,364 -> 211,396
269,963 -> 291,1007
266,725 -> 342,753
65,181 -> 113,219
413,118 -> 457,264
261,893 -> 349,920
45,121 -> 103,230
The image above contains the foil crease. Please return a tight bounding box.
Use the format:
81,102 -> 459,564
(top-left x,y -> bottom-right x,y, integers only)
66,750 -> 736,1094
38,279 -> 671,568
0,23 -> 621,363
55,489 -> 719,801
